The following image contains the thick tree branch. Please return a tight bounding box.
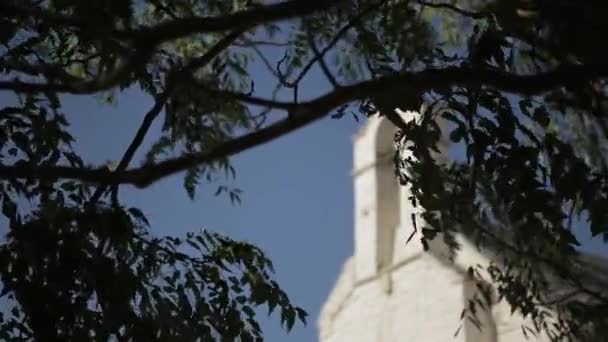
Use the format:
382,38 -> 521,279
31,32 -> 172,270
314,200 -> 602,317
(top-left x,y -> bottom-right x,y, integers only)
1,63 -> 607,187
130,0 -> 342,42
2,0 -> 340,40
0,44 -> 155,94
416,1 -> 489,19
0,0 -> 343,95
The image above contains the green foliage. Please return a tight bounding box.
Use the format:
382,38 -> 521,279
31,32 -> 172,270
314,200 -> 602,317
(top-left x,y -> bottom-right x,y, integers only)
0,203 -> 305,340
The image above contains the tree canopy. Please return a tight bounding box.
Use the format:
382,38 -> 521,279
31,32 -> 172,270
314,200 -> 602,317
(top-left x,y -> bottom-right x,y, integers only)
1,0 -> 608,340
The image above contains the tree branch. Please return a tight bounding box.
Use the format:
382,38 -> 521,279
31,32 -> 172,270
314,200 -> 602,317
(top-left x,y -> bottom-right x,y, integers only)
128,0 -> 343,43
306,30 -> 340,88
1,63 -> 607,187
0,0 -> 343,95
0,43 -> 155,94
416,1 -> 489,19
285,0 -> 387,88
89,30 -> 245,204
2,0 -> 341,41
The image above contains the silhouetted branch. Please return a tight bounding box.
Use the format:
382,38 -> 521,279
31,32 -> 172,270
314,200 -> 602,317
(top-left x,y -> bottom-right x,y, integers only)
127,0 -> 342,42
90,30 -> 245,204
416,1 -> 489,19
0,43 -> 156,94
234,39 -> 294,48
1,63 -> 607,187
0,0 -> 343,95
285,0 -> 388,88
2,0 -> 340,40
306,30 -> 340,88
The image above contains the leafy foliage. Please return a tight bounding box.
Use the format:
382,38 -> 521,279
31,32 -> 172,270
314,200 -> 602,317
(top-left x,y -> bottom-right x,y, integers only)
1,0 -> 608,341
0,202 -> 305,341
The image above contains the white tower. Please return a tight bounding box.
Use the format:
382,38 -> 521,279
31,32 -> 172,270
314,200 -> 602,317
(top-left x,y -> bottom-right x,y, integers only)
318,112 -> 558,342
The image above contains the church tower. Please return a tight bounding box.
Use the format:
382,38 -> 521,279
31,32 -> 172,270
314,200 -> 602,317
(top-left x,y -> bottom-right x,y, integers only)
352,110 -> 444,282
318,112 -> 558,342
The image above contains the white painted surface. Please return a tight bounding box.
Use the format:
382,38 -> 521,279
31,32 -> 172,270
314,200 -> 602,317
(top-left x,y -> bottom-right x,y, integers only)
319,114 -> 553,342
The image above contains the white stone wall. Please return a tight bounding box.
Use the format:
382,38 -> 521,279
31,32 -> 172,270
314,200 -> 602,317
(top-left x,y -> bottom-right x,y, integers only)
318,236 -> 554,342
319,248 -> 469,342
319,115 -> 555,342
352,117 -> 398,280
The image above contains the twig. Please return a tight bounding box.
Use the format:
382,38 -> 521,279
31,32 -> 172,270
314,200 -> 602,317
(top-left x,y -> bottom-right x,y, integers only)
281,0 -> 388,88
89,30 -> 245,204
249,45 -> 282,78
305,29 -> 340,88
416,1 -> 489,19
233,39 -> 294,48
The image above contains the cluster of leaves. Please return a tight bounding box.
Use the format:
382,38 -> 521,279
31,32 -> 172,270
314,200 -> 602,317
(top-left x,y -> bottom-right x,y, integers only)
0,201 -> 305,341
